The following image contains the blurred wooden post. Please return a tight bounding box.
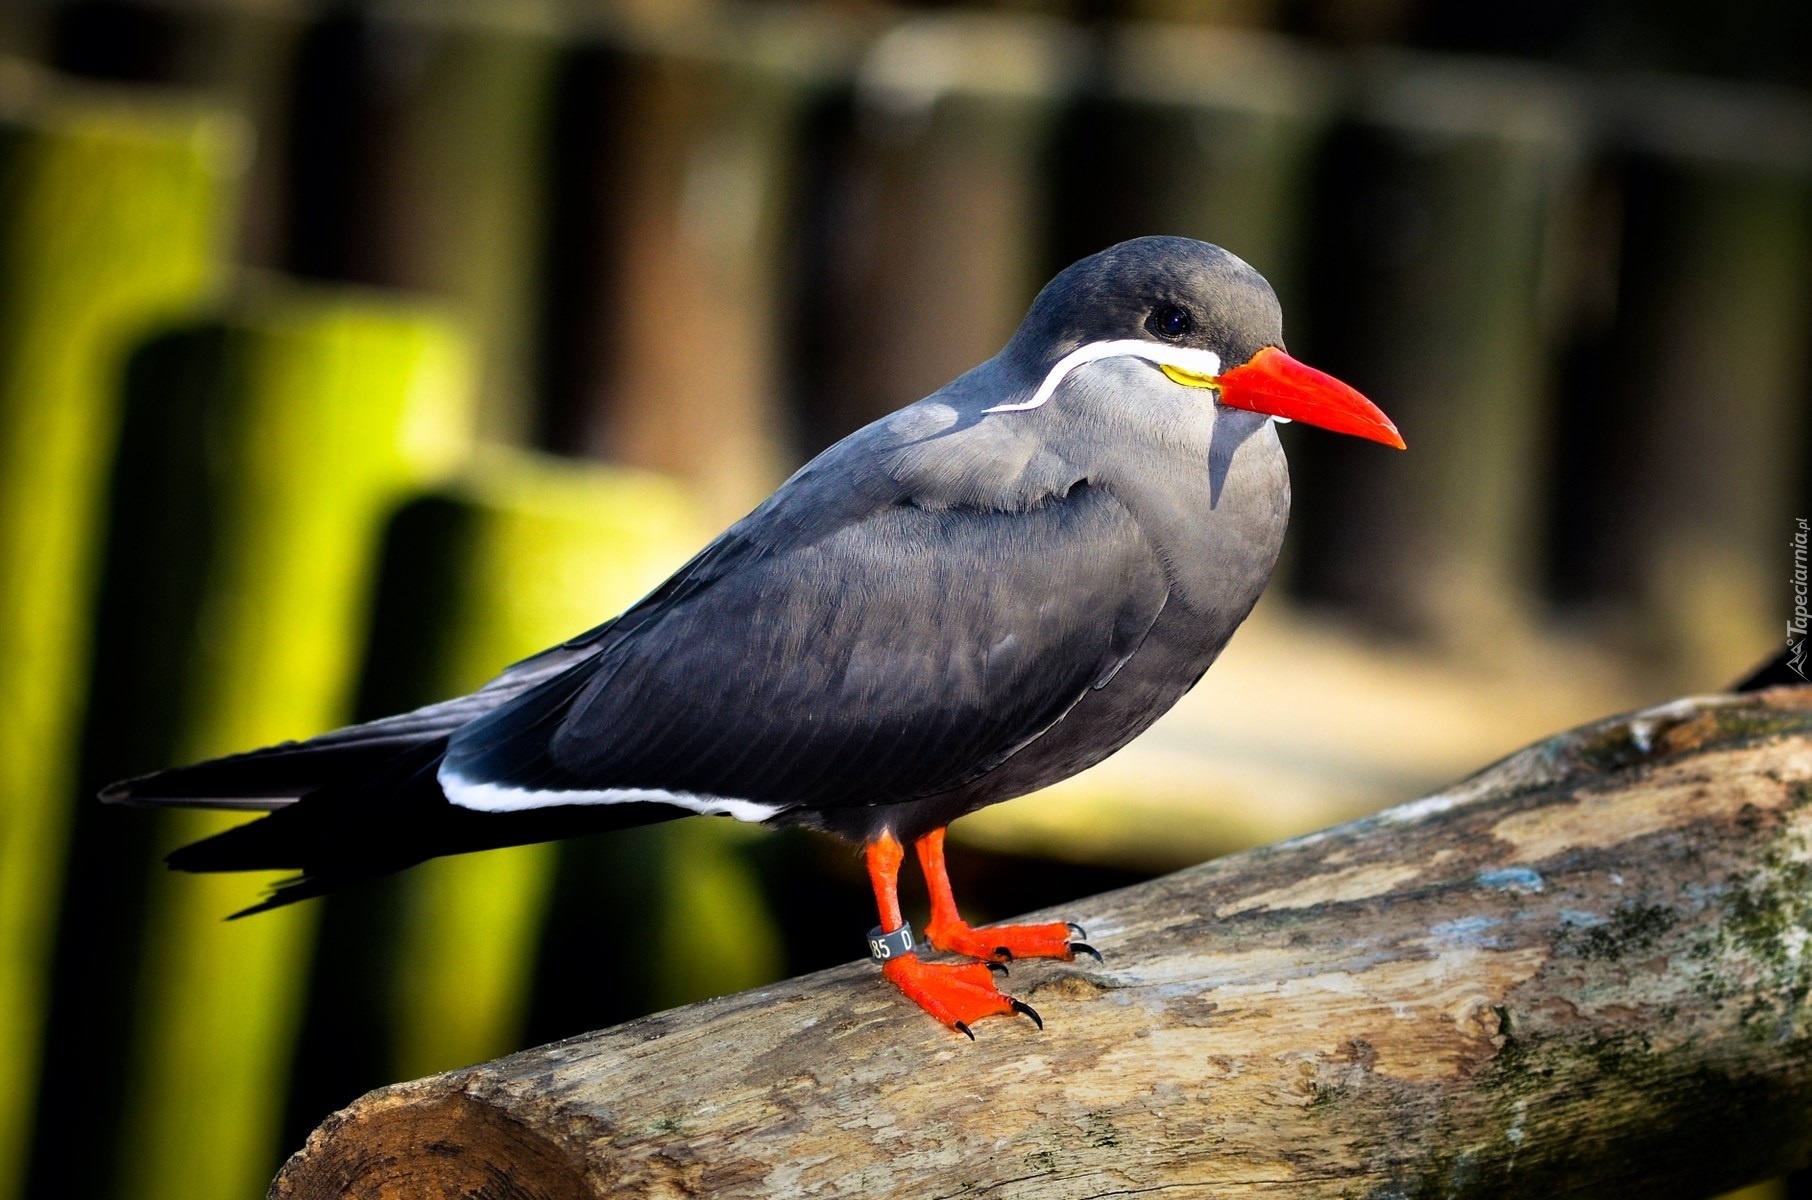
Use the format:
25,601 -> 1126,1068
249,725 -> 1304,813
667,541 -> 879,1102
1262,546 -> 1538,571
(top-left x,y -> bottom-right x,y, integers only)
1053,24 -> 1336,320
282,6 -> 562,443
0,13 -> 46,62
37,0 -> 304,273
796,13 -> 1077,446
0,80 -> 238,1200
1551,81 -> 1812,687
1291,57 -> 1581,643
43,289 -> 470,1200
289,453 -> 770,1117
274,688 -> 1812,1197
542,14 -> 843,519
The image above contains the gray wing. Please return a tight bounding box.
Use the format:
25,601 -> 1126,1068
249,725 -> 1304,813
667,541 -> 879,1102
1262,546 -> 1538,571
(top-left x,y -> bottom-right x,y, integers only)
441,424 -> 1171,816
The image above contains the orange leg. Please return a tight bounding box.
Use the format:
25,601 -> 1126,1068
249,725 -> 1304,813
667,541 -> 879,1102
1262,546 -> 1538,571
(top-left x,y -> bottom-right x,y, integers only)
916,828 -> 1099,963
865,832 -> 1039,1038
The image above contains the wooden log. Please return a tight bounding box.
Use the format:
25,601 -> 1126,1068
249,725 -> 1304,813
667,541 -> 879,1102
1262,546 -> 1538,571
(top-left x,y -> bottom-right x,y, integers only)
274,687 -> 1812,1198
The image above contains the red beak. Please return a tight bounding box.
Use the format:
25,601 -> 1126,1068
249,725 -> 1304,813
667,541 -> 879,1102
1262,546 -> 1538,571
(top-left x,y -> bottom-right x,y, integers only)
1215,346 -> 1405,450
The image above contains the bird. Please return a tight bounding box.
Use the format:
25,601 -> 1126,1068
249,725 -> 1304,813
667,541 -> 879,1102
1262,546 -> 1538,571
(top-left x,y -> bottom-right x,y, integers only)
104,236 -> 1403,1037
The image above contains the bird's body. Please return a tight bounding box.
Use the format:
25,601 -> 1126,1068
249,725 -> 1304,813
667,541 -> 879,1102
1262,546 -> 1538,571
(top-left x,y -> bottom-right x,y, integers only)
108,237 -> 1399,1034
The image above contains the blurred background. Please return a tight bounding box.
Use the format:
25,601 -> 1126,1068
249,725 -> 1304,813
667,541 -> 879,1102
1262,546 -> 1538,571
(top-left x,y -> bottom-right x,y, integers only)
0,0 -> 1807,1196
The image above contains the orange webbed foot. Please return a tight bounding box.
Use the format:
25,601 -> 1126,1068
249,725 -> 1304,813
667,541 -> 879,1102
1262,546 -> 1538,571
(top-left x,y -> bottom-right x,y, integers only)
880,952 -> 1042,1038
924,917 -> 1101,964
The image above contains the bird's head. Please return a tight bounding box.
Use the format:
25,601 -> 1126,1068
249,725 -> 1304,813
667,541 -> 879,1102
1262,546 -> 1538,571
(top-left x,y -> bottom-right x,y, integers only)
995,236 -> 1404,450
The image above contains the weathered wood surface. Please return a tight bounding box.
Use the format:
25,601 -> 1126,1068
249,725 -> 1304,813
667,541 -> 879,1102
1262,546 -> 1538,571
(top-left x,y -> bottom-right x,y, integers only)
275,688 -> 1812,1198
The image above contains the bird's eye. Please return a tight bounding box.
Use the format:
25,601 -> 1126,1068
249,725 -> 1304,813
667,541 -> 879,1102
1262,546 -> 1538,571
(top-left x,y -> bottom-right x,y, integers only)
1150,306 -> 1193,339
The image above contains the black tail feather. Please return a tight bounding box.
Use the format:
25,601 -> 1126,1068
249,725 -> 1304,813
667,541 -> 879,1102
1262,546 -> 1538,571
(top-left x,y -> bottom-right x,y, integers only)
166,735 -> 688,913
166,739 -> 452,874
226,873 -> 380,919
104,732 -> 428,811
103,649 -> 591,810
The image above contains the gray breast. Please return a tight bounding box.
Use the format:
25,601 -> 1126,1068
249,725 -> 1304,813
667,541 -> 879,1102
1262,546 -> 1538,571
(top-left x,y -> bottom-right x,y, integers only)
884,405 -> 1291,836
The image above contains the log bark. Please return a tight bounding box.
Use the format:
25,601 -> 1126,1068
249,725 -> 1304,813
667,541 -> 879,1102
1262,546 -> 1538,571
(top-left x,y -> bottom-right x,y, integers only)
274,688 -> 1812,1199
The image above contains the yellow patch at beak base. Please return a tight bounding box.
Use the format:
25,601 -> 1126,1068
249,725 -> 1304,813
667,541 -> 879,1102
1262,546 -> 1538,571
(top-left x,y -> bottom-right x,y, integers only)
1160,363 -> 1221,389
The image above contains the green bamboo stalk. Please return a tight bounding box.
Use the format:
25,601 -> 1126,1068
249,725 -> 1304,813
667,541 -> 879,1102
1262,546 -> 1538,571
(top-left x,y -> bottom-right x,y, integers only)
336,452 -> 780,1079
0,86 -> 239,1200
100,289 -> 471,1200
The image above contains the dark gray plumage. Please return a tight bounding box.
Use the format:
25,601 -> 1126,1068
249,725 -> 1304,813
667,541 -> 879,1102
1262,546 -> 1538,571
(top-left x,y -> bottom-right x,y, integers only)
106,237 -> 1390,945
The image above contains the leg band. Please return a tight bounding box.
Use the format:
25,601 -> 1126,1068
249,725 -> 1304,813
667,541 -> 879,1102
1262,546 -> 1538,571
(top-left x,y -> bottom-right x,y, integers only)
867,921 -> 916,961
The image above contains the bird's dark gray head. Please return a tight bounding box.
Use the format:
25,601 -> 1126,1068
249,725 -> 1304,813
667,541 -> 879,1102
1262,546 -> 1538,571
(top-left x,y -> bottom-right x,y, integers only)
1004,236 -> 1283,377
981,236 -> 1402,450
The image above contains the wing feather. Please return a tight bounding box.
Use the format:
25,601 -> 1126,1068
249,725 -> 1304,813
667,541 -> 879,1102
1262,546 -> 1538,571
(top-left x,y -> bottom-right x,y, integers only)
442,478 -> 1169,816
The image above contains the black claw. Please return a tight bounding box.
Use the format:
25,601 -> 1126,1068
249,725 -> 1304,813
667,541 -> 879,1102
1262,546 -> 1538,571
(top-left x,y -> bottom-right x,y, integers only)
1067,922 -> 1089,940
986,960 -> 1009,976
1010,998 -> 1044,1030
954,1021 -> 975,1041
1072,942 -> 1104,963
994,946 -> 1014,962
